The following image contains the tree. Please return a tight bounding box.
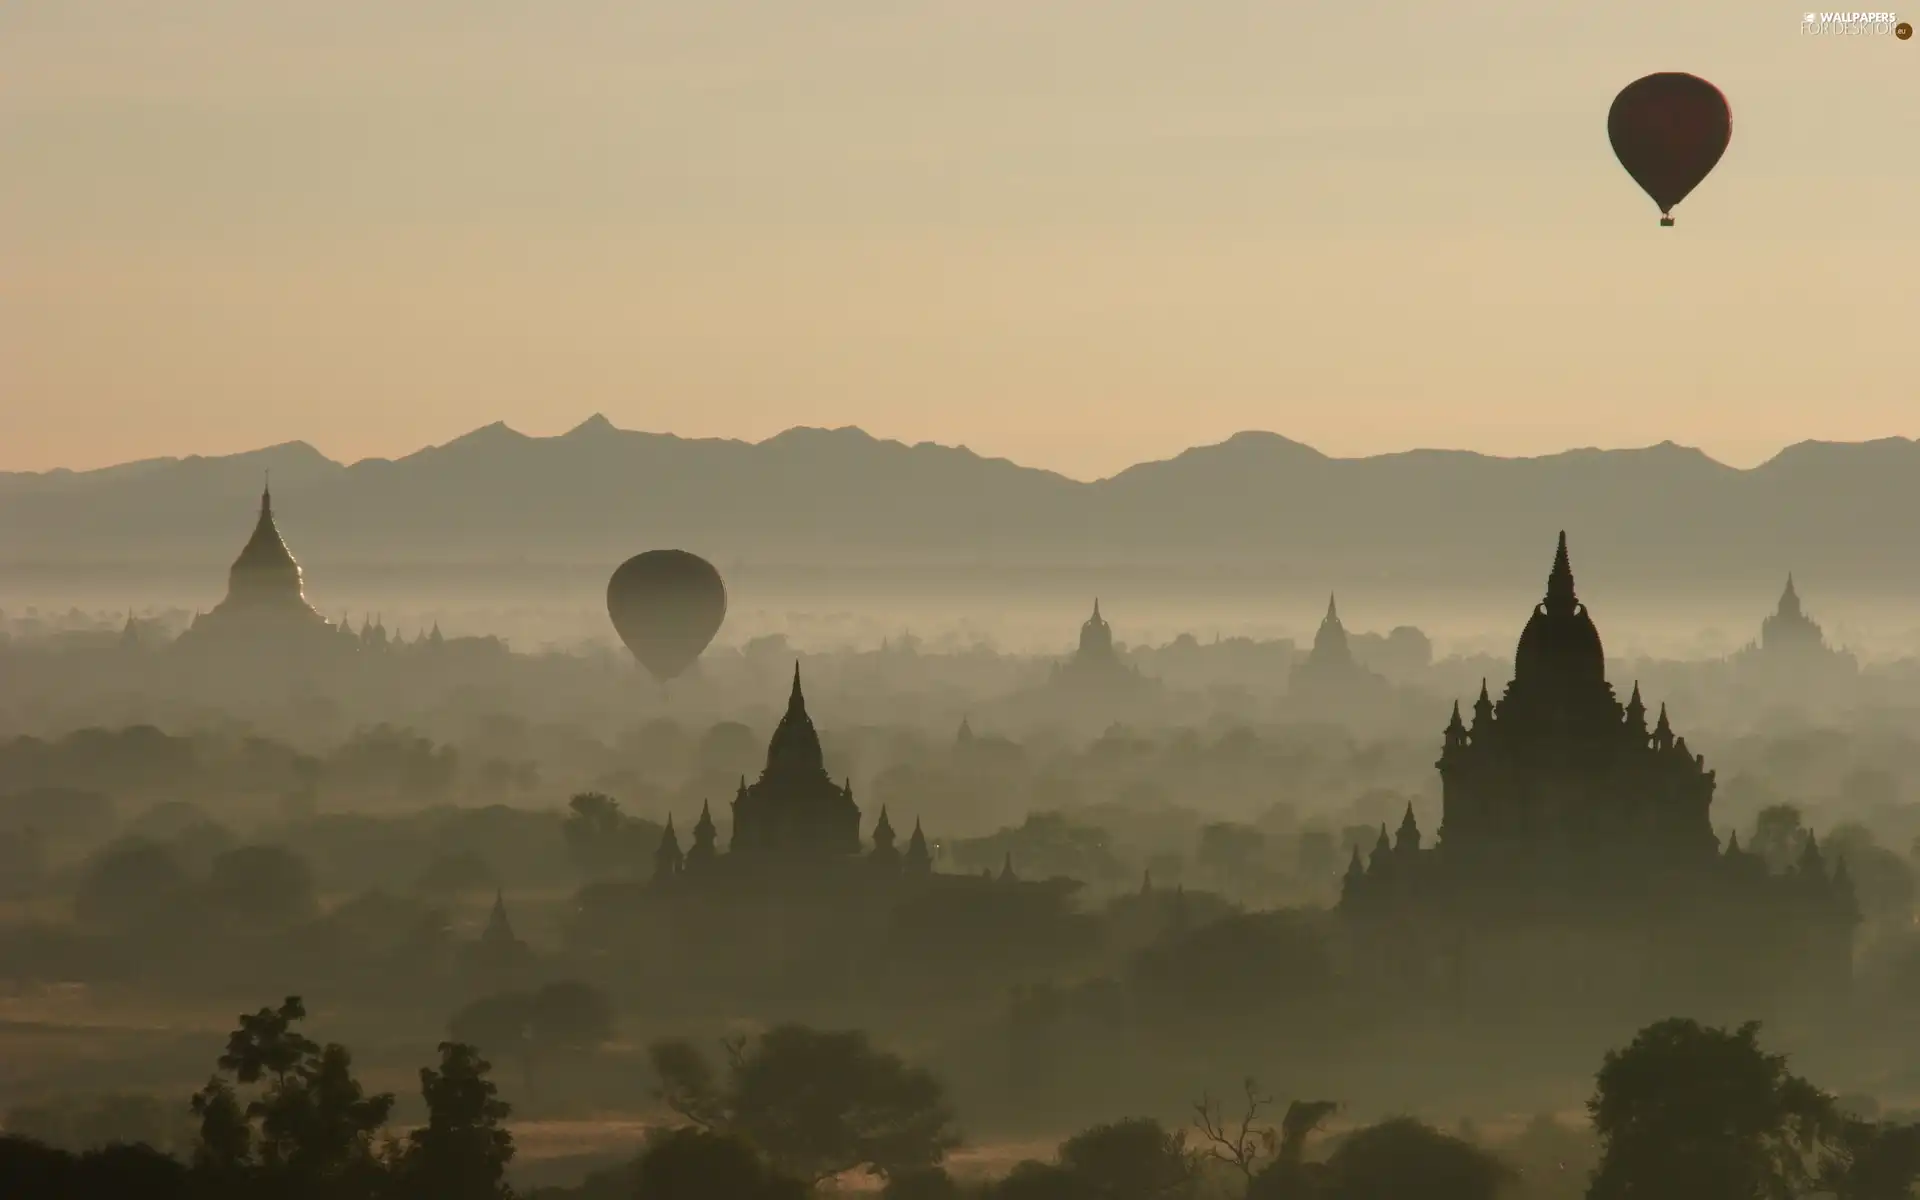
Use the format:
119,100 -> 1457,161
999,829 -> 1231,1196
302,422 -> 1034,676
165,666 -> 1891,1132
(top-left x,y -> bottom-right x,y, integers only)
649,1024 -> 960,1183
1194,1078 -> 1278,1182
1317,1118 -> 1514,1200
631,1126 -> 808,1200
884,1165 -> 966,1200
399,1042 -> 515,1200
188,995 -> 396,1197
415,851 -> 501,901
562,793 -> 649,878
206,845 -> 320,926
1197,823 -> 1267,879
528,980 -> 615,1052
1057,1118 -> 1197,1200
1823,1118 -> 1920,1199
1825,823 -> 1915,921
0,827 -> 47,907
1245,1100 -> 1340,1200
450,981 -> 616,1100
1587,1018 -> 1842,1200
989,1159 -> 1091,1199
73,838 -> 189,929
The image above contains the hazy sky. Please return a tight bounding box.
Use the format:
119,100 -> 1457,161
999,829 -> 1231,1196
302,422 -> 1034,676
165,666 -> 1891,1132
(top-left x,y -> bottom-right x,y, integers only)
3,1 -> 1915,480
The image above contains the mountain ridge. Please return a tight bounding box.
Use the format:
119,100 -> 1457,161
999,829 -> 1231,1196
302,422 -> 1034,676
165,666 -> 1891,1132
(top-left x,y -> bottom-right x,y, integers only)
2,420 -> 1916,591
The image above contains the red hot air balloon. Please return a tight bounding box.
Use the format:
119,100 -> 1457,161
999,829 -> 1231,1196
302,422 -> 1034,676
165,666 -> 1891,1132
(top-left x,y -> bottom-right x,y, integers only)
607,550 -> 727,683
1608,73 -> 1731,226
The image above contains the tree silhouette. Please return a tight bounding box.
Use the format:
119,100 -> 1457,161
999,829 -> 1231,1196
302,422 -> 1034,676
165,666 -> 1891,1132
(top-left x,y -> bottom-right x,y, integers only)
189,995 -> 395,1198
988,1160 -> 1091,1200
1317,1118 -> 1513,1200
449,981 -> 615,1102
206,844 -> 320,926
1057,1118 -> 1198,1199
631,1126 -> 808,1200
1193,1078 -> 1279,1182
563,792 -> 651,878
1245,1100 -> 1340,1199
884,1165 -> 966,1199
73,838 -> 189,929
1587,1018 -> 1842,1200
398,1042 -> 515,1200
1821,1116 -> 1920,1199
649,1024 -> 959,1183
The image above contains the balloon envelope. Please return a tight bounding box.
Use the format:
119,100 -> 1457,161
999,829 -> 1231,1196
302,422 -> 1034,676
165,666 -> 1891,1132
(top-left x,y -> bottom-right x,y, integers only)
607,550 -> 727,682
1608,73 -> 1731,221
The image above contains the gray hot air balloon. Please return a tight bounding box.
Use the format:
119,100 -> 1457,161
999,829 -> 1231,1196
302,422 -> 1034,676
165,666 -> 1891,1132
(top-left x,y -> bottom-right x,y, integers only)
607,550 -> 727,682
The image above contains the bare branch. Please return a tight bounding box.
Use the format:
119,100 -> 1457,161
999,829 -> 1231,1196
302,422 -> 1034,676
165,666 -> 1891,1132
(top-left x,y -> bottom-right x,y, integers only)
1191,1077 -> 1276,1181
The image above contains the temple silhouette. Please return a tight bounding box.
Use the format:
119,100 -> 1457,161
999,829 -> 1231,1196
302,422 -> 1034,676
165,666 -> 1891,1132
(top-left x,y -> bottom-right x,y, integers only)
162,483 -> 496,666
650,665 -> 937,877
1288,594 -> 1389,704
1733,573 -> 1858,680
172,481 -> 339,654
1341,533 -> 1858,1011
1049,600 -> 1149,692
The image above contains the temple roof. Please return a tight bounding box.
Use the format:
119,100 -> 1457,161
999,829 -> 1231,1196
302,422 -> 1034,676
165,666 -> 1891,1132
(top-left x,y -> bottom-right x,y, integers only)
763,663 -> 826,779
232,482 -> 301,578
1512,532 -> 1605,690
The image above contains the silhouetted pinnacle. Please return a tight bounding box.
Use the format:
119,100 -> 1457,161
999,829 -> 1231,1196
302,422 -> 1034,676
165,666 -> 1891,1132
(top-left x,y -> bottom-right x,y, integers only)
1544,531 -> 1577,614
1325,593 -> 1339,624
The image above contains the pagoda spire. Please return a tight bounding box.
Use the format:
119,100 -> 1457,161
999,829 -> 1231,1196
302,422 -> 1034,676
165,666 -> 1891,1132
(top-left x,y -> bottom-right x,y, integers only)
653,815 -> 683,881
1369,823 -> 1392,871
870,805 -> 900,867
764,662 -> 826,778
1395,803 -> 1421,853
686,800 -> 718,869
1471,679 -> 1495,730
904,818 -> 932,874
1325,593 -> 1340,625
1544,531 -> 1577,615
999,852 -> 1017,882
481,891 -> 515,945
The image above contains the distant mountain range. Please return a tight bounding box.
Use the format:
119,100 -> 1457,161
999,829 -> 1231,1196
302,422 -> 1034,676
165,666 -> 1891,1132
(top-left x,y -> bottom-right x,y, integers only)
2,417 -> 1916,594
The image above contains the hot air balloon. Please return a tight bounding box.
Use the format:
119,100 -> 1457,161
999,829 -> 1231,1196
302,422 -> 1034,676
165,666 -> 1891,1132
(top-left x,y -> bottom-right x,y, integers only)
1608,73 -> 1731,226
607,550 -> 727,683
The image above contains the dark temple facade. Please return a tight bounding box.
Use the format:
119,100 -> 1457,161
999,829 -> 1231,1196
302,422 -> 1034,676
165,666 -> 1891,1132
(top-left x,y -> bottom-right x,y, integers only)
1340,533 -> 1857,1011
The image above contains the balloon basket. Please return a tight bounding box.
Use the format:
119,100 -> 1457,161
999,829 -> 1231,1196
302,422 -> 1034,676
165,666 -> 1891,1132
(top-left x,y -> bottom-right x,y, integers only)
1659,216 -> 1674,226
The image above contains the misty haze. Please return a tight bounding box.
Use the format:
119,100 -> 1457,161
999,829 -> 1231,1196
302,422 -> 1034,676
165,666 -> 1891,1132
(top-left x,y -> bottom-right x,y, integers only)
4,4 -> 1919,1200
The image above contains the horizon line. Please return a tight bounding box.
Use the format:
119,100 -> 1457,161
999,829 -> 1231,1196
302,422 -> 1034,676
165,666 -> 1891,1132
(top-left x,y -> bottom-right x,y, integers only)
5,414 -> 1918,485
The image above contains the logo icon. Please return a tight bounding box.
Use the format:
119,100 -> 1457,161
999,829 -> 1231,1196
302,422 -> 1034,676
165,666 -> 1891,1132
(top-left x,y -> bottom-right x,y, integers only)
1898,19 -> 1913,35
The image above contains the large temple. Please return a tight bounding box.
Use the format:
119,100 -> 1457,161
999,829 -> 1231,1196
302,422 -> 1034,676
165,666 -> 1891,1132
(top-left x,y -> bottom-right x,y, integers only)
1048,600 -> 1154,695
1734,573 -> 1858,681
1288,594 -> 1388,702
727,665 -> 864,860
173,482 -> 340,655
653,665 -> 936,875
1340,533 -> 1858,1010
